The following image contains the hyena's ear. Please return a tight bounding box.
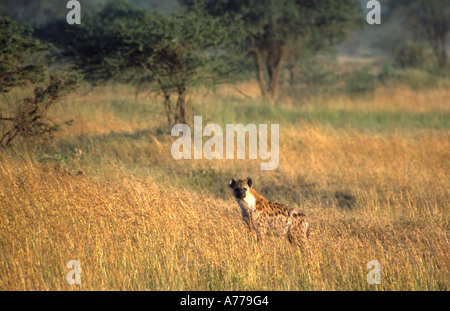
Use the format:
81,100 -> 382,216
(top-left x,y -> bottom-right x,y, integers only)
246,177 -> 253,188
228,178 -> 236,188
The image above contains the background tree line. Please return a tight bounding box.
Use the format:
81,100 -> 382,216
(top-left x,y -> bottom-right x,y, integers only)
0,0 -> 448,147
31,0 -> 365,126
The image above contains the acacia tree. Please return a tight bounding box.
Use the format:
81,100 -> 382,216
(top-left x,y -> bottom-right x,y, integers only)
41,1 -> 244,126
148,7 -> 245,125
0,16 -> 79,148
182,0 -> 362,100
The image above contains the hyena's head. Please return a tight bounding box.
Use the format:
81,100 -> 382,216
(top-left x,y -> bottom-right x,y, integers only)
228,177 -> 253,200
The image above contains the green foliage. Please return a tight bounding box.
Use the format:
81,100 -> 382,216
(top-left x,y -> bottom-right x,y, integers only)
395,68 -> 443,89
0,15 -> 46,94
385,0 -> 448,67
378,61 -> 396,82
0,73 -> 81,148
41,1 -> 245,125
394,42 -> 426,68
343,69 -> 379,95
287,56 -> 340,97
0,16 -> 81,148
43,1 -> 245,89
0,0 -> 102,27
182,0 -> 363,98
183,0 -> 363,48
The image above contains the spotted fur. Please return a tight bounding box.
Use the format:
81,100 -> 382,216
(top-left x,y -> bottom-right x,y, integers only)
228,177 -> 310,246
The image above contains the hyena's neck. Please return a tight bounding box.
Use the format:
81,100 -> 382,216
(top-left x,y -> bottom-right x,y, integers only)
236,195 -> 255,213
236,189 -> 260,213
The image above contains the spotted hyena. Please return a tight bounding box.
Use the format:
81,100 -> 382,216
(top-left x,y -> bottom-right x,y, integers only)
228,177 -> 310,246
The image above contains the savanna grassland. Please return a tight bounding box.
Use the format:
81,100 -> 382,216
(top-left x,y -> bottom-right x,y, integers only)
0,77 -> 449,290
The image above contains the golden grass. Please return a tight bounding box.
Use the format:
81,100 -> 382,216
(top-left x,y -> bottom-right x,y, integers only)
0,82 -> 449,290
0,147 -> 448,290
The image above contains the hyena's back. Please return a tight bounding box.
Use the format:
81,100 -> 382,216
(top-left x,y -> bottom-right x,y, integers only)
255,200 -> 309,243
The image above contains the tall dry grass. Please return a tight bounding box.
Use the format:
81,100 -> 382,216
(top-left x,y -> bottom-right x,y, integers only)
0,82 -> 449,290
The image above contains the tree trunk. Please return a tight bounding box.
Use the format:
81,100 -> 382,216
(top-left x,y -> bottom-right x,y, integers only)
434,32 -> 447,68
175,85 -> 187,125
422,0 -> 448,67
158,79 -> 173,127
268,55 -> 283,100
288,65 -> 295,87
264,46 -> 285,100
252,45 -> 285,100
163,92 -> 173,127
253,48 -> 267,97
426,21 -> 448,68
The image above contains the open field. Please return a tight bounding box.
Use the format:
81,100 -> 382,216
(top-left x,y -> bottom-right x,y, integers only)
0,82 -> 449,290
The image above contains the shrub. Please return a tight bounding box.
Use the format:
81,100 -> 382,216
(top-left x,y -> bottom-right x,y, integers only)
394,42 -> 426,68
0,74 -> 80,148
344,69 -> 378,95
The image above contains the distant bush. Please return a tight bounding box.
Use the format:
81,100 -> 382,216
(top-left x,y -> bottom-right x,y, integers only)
378,61 -> 396,82
343,69 -> 378,95
394,42 -> 426,69
378,60 -> 449,90
396,68 -> 442,89
286,57 -> 341,99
